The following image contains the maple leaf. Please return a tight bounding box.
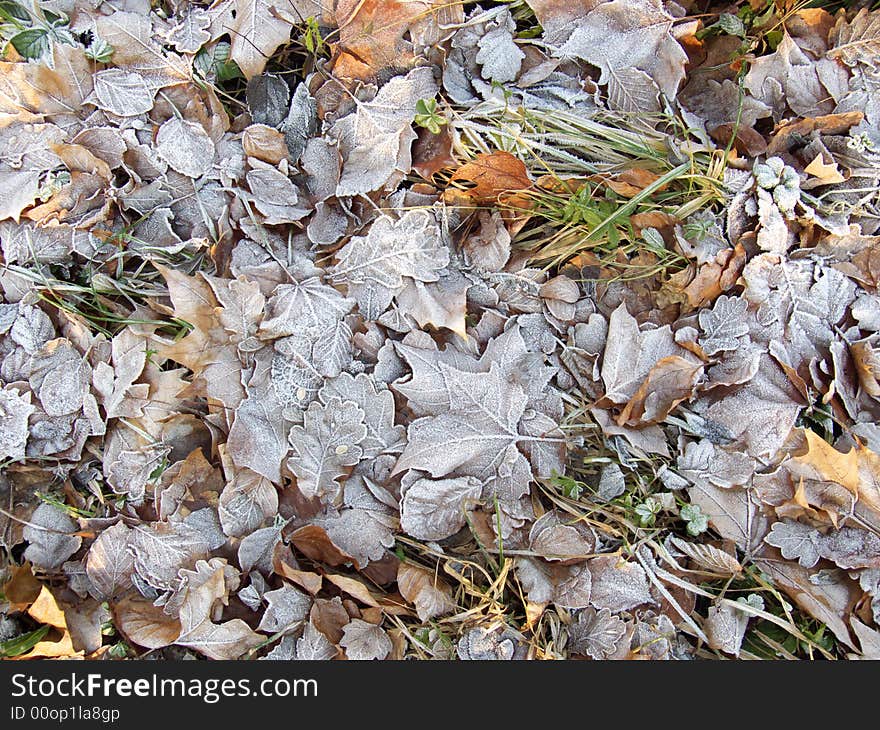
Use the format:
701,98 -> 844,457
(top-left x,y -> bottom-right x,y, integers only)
331,209 -> 449,320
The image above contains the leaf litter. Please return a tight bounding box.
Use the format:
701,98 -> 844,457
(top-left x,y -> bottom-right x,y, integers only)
1,0 -> 880,662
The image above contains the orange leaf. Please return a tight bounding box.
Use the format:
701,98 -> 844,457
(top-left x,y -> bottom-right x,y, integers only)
443,151 -> 532,208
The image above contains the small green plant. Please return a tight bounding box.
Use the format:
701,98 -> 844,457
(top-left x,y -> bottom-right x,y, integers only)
634,497 -> 662,527
194,41 -> 243,83
680,503 -> 708,536
548,472 -> 585,500
0,1 -> 76,63
414,98 -> 447,135
301,16 -> 326,57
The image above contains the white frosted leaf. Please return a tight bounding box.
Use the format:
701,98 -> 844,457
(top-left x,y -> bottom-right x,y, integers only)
764,521 -> 822,568
287,399 -> 367,502
257,584 -> 312,635
319,372 -> 405,457
23,503 -> 82,570
698,295 -> 750,355
131,522 -> 209,591
259,278 -> 354,340
587,556 -> 654,612
218,469 -> 278,538
330,66 -> 438,196
400,476 -> 482,540
0,387 -> 34,461
568,607 -> 627,659
339,619 -> 391,660
156,118 -> 215,178
331,210 -> 449,321
93,69 -> 156,117
86,522 -> 134,601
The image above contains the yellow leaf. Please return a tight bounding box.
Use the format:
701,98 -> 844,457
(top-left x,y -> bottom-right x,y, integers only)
804,153 -> 845,185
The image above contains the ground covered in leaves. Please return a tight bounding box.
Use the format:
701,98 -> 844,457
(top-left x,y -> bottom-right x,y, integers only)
2,0 -> 880,661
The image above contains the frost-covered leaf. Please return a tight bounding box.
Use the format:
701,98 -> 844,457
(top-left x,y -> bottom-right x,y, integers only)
238,525 -> 281,575
264,621 -> 336,660
320,373 -> 405,457
516,557 -> 593,609
23,503 -> 82,570
668,536 -> 742,576
85,522 -> 134,601
764,521 -> 822,569
330,67 -> 439,196
394,364 -> 531,481
331,210 -> 449,320
260,278 -> 354,340
528,510 -> 595,562
400,476 -> 482,540
705,599 -> 755,657
456,625 -> 524,660
339,619 -> 391,660
553,0 -> 687,107
698,295 -> 749,355
218,469 -> 278,538
0,387 -> 34,461
131,522 -> 209,591
677,440 -> 755,490
257,584 -> 312,635
287,399 -> 367,502
587,556 -> 654,612
92,69 -> 157,117
601,303 -> 687,404
568,607 -> 627,659
168,8 -> 211,54
476,15 -> 524,83
156,117 -> 214,178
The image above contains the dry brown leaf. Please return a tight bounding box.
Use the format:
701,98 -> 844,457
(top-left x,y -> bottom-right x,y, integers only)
274,558 -> 324,595
767,111 -> 865,156
242,124 -> 289,165
325,574 -> 382,608
397,562 -> 455,621
679,244 -> 747,309
442,151 -> 532,209
3,564 -> 42,611
804,153 -> 846,185
330,0 -> 460,80
617,356 -> 703,426
113,594 -> 182,650
290,524 -> 355,568
851,340 -> 880,397
412,125 -> 456,180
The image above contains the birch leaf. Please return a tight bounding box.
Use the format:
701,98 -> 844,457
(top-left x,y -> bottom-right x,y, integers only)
156,118 -> 215,178
400,475 -> 482,540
